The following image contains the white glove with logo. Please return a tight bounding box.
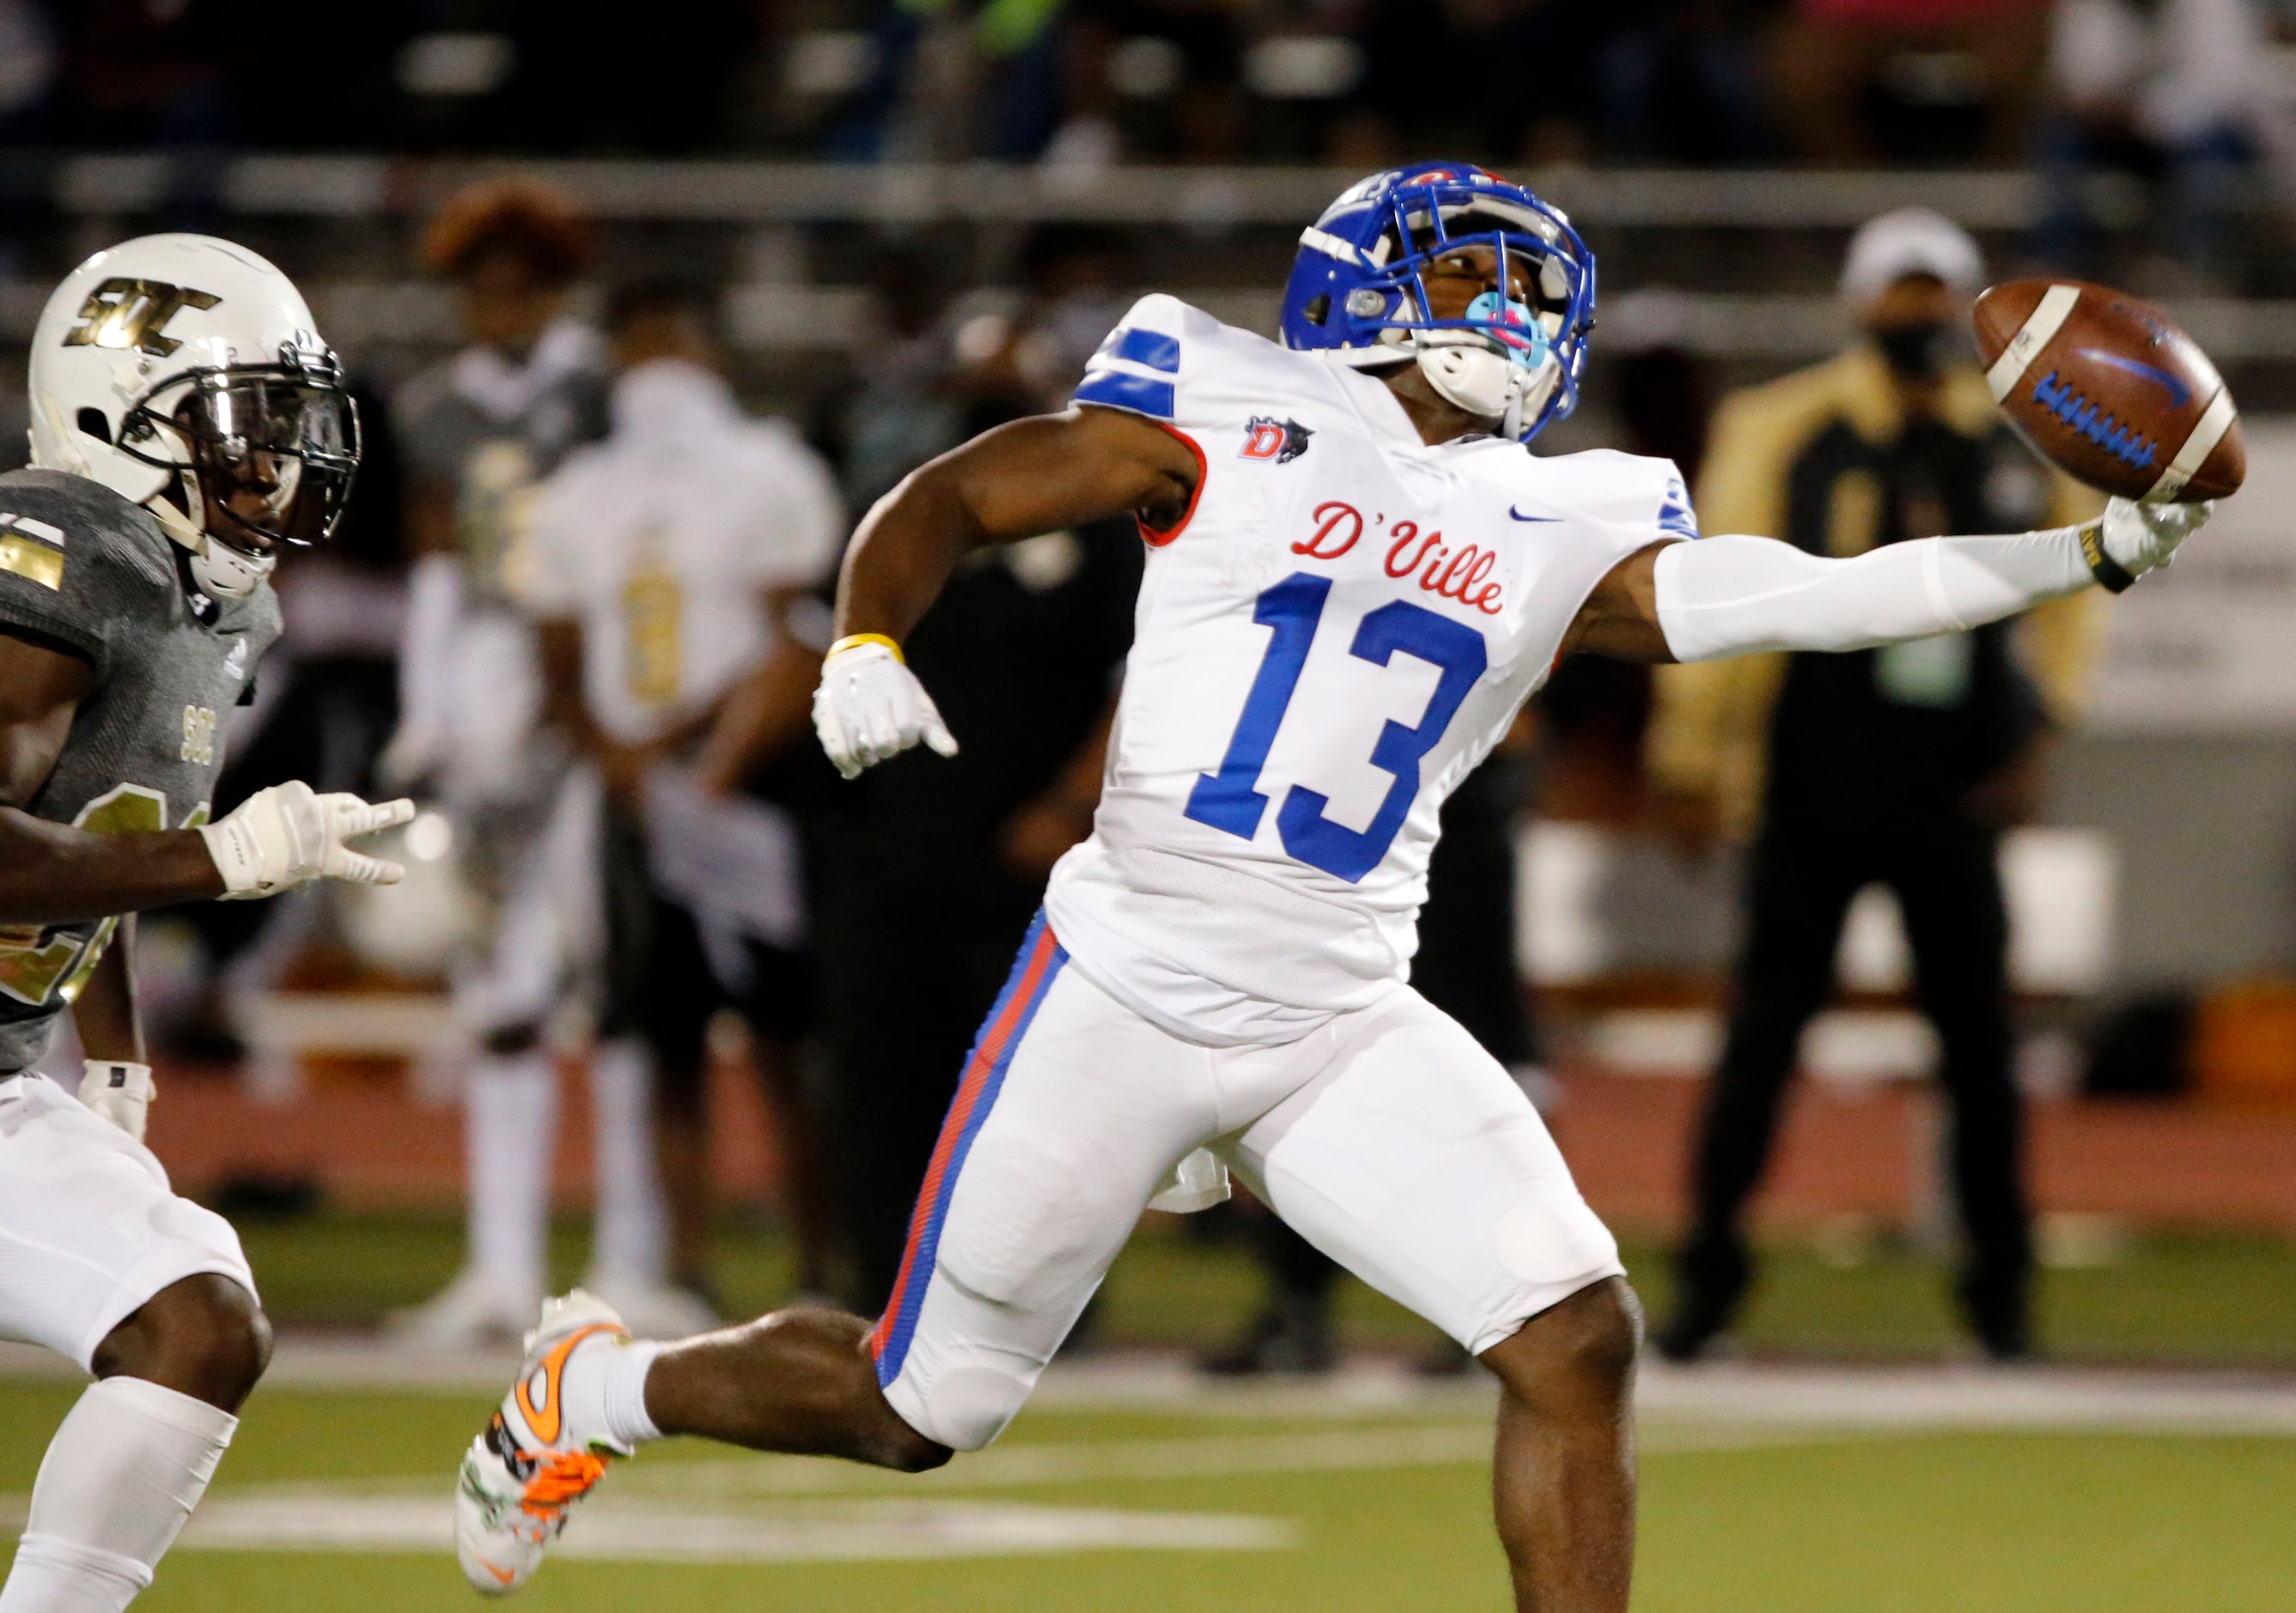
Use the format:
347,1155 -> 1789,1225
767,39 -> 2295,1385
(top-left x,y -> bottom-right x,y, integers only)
813,636 -> 959,781
198,782 -> 417,900
78,1060 -> 155,1142
2096,496 -> 2213,584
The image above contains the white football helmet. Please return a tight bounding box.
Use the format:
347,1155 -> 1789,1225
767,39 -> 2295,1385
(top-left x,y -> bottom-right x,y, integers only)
27,234 -> 359,598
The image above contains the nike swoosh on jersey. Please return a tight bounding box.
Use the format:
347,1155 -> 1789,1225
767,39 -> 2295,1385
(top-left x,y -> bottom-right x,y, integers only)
1508,507 -> 1562,522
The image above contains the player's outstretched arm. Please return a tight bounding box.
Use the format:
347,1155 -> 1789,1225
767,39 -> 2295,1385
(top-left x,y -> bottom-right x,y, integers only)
0,631 -> 413,924
817,405 -> 1197,778
1568,496 -> 2208,666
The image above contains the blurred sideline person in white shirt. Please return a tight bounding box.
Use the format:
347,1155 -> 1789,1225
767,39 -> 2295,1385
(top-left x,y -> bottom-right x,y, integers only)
379,183 -> 649,1347
523,278 -> 845,1328
2040,0 -> 2296,283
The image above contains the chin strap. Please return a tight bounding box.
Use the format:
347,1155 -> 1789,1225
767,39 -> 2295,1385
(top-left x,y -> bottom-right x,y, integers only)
140,487 -> 205,551
140,478 -> 272,600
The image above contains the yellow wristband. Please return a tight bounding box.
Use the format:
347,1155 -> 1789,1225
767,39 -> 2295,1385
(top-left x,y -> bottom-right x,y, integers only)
826,632 -> 904,663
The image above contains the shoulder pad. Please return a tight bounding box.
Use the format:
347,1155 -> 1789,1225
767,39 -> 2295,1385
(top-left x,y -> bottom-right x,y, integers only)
0,469 -> 174,588
1075,294 -> 1196,421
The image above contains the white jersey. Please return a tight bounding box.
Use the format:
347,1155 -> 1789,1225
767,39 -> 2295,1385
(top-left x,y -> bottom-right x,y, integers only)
1044,295 -> 1696,1046
523,359 -> 842,745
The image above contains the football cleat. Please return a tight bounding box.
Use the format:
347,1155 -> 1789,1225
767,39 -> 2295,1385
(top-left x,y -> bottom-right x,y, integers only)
454,1290 -> 630,1595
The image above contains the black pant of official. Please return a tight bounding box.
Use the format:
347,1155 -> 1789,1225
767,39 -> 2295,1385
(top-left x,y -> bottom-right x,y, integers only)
813,888 -> 1038,1317
1664,815 -> 2034,1360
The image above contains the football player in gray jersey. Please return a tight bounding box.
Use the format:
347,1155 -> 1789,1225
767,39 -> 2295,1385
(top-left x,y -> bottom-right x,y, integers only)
0,235 -> 410,1613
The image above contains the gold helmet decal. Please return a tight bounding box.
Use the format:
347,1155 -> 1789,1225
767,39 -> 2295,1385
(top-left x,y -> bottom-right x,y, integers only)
61,277 -> 222,359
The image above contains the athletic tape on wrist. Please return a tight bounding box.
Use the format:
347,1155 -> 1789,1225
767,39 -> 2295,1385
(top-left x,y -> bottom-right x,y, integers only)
2076,520 -> 2138,593
825,632 -> 904,663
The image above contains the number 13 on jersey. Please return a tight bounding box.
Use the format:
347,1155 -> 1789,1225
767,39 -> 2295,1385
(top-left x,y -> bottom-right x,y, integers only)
1185,572 -> 1488,884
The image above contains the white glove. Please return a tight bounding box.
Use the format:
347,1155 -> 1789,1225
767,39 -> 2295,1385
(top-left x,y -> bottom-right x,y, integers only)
198,782 -> 417,900
812,637 -> 959,781
78,1060 -> 154,1143
2095,496 -> 2213,586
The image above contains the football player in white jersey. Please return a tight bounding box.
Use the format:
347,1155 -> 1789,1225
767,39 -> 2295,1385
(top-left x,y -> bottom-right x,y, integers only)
453,164 -> 2210,1608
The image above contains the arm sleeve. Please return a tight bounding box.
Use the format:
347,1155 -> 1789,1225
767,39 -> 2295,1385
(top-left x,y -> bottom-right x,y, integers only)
1655,526 -> 2095,663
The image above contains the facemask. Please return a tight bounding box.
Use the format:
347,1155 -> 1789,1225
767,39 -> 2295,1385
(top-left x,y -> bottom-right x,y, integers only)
1415,291 -> 1557,433
1873,320 -> 1952,380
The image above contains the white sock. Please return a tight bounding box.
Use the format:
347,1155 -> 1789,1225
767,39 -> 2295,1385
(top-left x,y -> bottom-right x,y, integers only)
560,1334 -> 665,1451
587,1039 -> 667,1285
0,1378 -> 236,1613
467,1050 -> 559,1299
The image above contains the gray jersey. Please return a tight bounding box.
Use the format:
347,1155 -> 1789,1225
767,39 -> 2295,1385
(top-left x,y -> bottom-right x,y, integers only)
0,470 -> 282,1072
393,321 -> 608,609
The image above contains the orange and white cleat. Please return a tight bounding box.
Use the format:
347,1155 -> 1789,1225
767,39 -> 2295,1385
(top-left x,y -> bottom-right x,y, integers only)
454,1290 -> 630,1595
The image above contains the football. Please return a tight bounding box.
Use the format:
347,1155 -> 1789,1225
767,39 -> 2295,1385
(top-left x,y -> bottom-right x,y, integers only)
1971,278 -> 2244,502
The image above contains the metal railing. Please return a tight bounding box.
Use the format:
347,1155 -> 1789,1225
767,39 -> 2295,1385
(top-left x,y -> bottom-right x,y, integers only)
27,154 -> 2045,229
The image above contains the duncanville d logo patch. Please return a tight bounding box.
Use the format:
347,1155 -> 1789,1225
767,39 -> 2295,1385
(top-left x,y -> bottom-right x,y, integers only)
1239,417 -> 1313,464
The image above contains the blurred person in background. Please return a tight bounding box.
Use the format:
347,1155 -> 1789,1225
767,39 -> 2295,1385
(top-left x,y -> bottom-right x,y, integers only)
1646,210 -> 2102,1363
2036,0 -> 2296,289
523,278 -> 845,1330
48,0 -> 249,146
381,180 -> 624,1346
839,245 -> 965,513
803,225 -> 1142,1316
1337,0 -> 1606,164
1769,0 -> 2051,161
1597,1 -> 1777,163
0,0 -> 57,145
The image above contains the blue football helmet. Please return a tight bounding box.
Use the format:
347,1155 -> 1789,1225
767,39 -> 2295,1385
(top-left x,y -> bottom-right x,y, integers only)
1280,162 -> 1597,444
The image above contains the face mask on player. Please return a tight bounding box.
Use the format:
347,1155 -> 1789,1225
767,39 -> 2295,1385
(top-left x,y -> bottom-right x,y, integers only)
121,353 -> 360,596
1412,289 -> 1558,436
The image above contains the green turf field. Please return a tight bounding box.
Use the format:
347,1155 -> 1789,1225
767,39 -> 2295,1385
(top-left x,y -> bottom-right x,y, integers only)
0,1211 -> 2290,1607
3,1376 -> 2293,1612
230,1208 -> 2296,1366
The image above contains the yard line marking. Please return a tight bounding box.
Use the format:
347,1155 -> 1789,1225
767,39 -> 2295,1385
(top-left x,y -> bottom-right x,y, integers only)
619,1421 -> 1855,1500
170,1496 -> 1294,1562
0,1423 -> 1850,1549
1636,1361 -> 2296,1434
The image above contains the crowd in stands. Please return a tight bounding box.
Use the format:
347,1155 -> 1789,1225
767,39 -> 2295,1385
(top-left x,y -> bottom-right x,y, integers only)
0,0 -> 2287,177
